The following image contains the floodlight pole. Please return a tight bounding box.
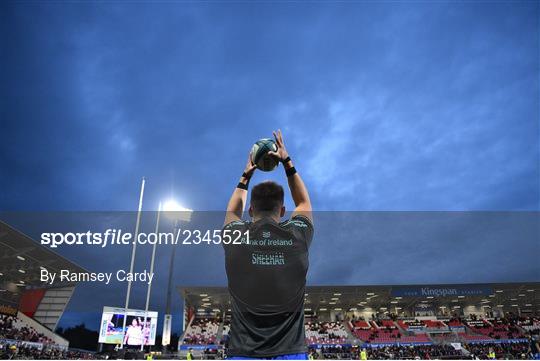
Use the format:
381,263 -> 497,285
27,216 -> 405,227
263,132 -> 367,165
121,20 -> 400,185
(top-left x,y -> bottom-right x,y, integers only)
161,205 -> 192,350
140,202 -> 161,351
162,220 -> 178,349
120,177 -> 145,350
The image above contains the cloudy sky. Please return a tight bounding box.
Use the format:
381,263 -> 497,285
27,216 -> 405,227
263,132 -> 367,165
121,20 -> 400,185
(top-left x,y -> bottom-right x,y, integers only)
1,1 -> 539,332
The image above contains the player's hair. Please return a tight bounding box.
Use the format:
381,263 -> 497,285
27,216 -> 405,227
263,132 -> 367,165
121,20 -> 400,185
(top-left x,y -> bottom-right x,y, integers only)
250,181 -> 284,214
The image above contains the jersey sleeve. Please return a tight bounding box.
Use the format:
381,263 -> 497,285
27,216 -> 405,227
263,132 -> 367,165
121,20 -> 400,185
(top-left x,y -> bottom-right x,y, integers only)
288,215 -> 314,248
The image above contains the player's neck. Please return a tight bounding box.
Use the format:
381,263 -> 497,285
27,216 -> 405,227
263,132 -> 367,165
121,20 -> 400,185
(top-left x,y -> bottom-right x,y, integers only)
252,213 -> 281,223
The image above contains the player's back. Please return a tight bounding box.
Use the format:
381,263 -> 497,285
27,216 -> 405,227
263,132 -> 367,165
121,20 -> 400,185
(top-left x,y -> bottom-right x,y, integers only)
223,215 -> 313,358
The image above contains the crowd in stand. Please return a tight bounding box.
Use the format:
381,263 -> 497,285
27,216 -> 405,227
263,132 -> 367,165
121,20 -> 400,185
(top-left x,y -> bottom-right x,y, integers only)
182,318 -> 220,345
305,321 -> 348,344
464,341 -> 535,360
365,344 -> 463,360
0,315 -> 54,344
0,341 -> 99,360
0,315 -> 100,360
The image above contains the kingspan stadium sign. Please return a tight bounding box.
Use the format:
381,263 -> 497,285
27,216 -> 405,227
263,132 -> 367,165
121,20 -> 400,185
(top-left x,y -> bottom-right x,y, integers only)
391,285 -> 493,298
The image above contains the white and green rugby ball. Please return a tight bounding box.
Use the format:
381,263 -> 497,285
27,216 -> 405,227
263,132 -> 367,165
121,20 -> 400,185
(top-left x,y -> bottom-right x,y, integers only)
250,138 -> 279,172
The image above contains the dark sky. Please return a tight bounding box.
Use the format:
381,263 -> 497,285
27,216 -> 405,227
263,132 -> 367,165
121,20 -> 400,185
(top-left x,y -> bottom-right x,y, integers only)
1,1 -> 539,333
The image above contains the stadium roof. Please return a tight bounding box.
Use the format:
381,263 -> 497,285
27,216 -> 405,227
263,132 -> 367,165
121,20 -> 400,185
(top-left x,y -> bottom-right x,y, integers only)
0,220 -> 86,307
178,282 -> 540,315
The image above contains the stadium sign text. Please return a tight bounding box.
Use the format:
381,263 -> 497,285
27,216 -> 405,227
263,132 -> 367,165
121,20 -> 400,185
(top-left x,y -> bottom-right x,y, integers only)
391,285 -> 493,298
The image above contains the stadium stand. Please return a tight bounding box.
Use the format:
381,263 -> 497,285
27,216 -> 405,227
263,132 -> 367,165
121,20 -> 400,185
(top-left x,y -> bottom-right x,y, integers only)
182,318 -> 220,345
464,341 -> 533,359
305,321 -> 348,345
0,314 -> 55,344
176,284 -> 540,359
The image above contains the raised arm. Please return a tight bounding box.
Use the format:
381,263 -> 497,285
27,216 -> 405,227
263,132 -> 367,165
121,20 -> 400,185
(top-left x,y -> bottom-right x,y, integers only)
224,154 -> 257,226
268,130 -> 313,222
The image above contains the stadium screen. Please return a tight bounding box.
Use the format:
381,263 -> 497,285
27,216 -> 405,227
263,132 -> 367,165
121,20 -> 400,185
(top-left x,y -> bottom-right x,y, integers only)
98,306 -> 158,345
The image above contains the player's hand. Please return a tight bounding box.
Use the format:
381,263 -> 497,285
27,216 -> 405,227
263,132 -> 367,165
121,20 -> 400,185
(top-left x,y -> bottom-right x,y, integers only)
268,129 -> 289,161
243,153 -> 257,178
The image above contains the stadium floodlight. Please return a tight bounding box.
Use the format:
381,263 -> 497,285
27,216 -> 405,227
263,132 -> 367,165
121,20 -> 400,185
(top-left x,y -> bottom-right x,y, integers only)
163,199 -> 193,221
0,272 -> 3,276
458,295 -> 465,298
16,255 -> 25,261
495,289 -> 503,293
200,293 -> 208,297
525,304 -> 532,306
18,269 -> 25,273
333,293 -> 341,296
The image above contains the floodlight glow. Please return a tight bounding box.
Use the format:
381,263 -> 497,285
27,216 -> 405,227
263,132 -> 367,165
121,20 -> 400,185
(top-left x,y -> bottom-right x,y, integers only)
163,199 -> 193,221
163,199 -> 192,212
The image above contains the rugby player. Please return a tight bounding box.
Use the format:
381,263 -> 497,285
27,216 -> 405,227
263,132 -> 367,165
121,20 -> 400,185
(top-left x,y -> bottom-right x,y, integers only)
223,129 -> 313,360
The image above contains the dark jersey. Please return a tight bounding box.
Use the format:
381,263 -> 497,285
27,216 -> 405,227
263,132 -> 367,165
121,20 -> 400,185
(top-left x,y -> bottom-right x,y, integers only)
223,215 -> 314,358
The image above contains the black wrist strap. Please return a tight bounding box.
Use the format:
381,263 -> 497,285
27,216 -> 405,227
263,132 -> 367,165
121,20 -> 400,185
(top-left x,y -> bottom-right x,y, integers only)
237,182 -> 249,190
281,156 -> 291,164
241,172 -> 251,180
285,166 -> 297,177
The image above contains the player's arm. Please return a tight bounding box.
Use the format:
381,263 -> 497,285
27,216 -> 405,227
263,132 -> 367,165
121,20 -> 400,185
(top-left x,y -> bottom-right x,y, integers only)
224,154 -> 257,226
269,129 -> 313,223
